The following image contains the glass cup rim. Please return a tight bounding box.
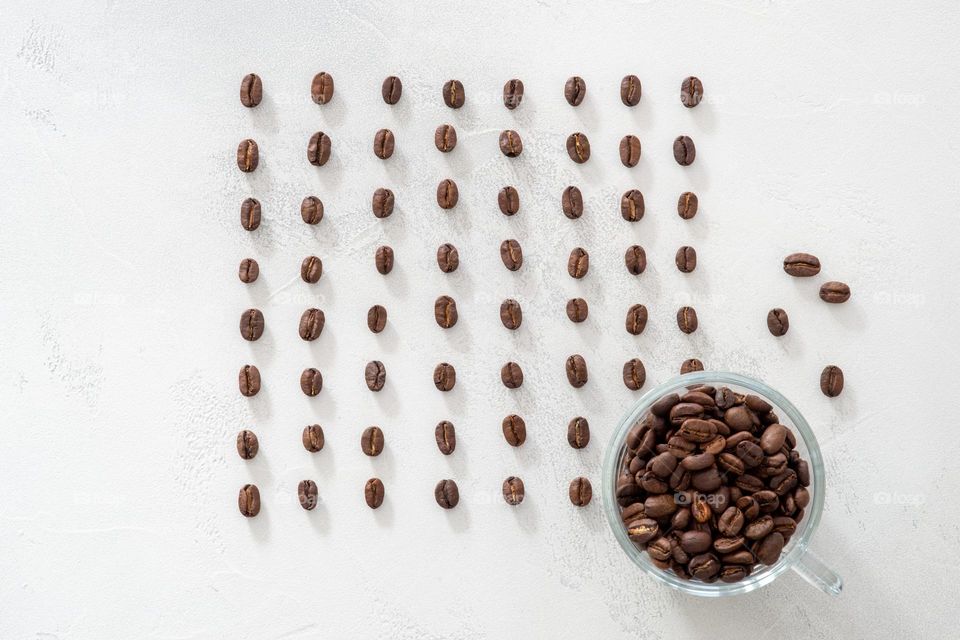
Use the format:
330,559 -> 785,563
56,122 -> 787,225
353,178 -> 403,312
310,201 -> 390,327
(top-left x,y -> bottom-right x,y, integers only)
601,370 -> 826,596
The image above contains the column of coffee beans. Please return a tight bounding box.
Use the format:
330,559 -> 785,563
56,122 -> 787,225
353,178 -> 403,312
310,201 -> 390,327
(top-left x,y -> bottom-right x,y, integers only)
676,76 -> 704,376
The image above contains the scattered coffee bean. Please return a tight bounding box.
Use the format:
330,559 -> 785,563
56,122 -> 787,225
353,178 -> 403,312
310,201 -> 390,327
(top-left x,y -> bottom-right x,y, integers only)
564,76 -> 586,106
301,196 -> 323,224
566,354 -> 588,388
568,247 -> 589,278
673,135 -> 696,166
502,414 -> 527,446
568,416 -> 590,449
434,295 -> 458,328
372,187 -> 395,218
767,308 -> 789,336
239,258 -> 259,284
820,281 -> 851,303
500,299 -> 522,330
437,178 -> 459,209
298,308 -> 325,341
435,421 -> 456,455
442,80 -> 465,108
361,426 -> 384,456
238,484 -> 260,517
435,124 -> 457,152
676,246 -> 697,273
373,128 -> 395,159
562,186 -> 584,219
623,358 -> 646,391
437,243 -> 459,273
301,256 -> 323,283
566,132 -> 591,163
302,424 -> 325,452
499,130 -> 523,157
433,362 -> 456,391
621,75 -> 642,106
678,192 -> 699,219
503,79 -> 524,109
621,190 -> 645,221
569,477 -> 592,506
239,364 -> 261,397
566,298 -> 588,323
300,368 -> 323,396
365,478 -> 385,508
375,245 -> 394,275
240,198 -> 261,230
240,73 -> 262,107
307,131 -> 331,166
619,135 -> 641,167
236,430 -> 259,459
365,360 -> 386,391
681,358 -> 704,374
298,479 -> 318,510
783,252 -> 821,277
240,308 -> 264,341
820,365 -> 844,397
500,239 -> 523,271
625,304 -> 648,335
310,72 -> 334,104
681,76 -> 704,107
237,139 -> 258,172
501,362 -> 524,389
625,245 -> 647,275
367,305 -> 387,333
677,306 -> 699,334
498,186 -> 520,215
381,75 -> 402,104
435,479 -> 460,509
503,476 -> 525,506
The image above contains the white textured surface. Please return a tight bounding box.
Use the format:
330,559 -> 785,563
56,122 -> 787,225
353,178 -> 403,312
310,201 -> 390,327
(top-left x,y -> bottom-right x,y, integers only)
1,1 -> 957,637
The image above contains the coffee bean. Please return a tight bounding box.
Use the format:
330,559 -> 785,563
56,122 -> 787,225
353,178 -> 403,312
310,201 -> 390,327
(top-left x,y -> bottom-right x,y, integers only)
433,362 -> 456,391
238,484 -> 260,517
499,299 -> 523,330
621,75 -> 642,106
500,239 -> 523,271
239,364 -> 261,397
301,256 -> 323,283
240,198 -> 261,230
437,179 -> 459,209
434,124 -> 457,152
645,494 -> 678,518
619,135 -> 642,167
237,139 -> 258,172
434,295 -> 458,328
372,188 -> 395,218
498,186 -> 520,215
562,186 -> 584,219
365,360 -> 386,391
681,452 -> 715,471
566,354 -> 588,388
302,424 -> 325,452
681,76 -> 704,107
301,196 -> 324,224
679,419 -> 717,444
373,128 -> 395,159
437,243 -> 459,273
499,130 -> 523,157
755,532 -> 784,565
503,78 -> 524,109
311,72 -> 334,104
381,75 -> 402,104
820,281 -> 851,303
375,245 -> 394,275
367,305 -> 387,333
744,514 -> 774,540
442,80 -> 465,108
435,479 -> 460,508
300,368 -> 323,396
782,252 -> 821,277
501,362 -> 524,389
502,476 -> 525,505
767,308 -> 789,336
566,132 -> 591,163
735,441 -> 764,468
627,518 -> 658,544
361,426 -> 384,456
673,135 -> 696,166
307,132 -> 331,166
620,190 -> 645,221
298,308 -> 325,341
820,365 -> 844,397
298,479 -> 318,510
625,245 -> 647,275
676,246 -> 697,273
240,308 -> 264,341
681,530 -> 713,554
623,358 -> 646,390
237,430 -> 259,459
569,477 -> 592,506
435,421 -> 456,455
625,304 -> 648,335
566,298 -> 588,323
568,247 -> 589,278
240,73 -> 262,107
717,507 -> 745,537
365,478 -> 385,508
567,416 -> 590,449
564,76 -> 586,106
670,402 -> 705,425
689,553 -> 720,580
677,306 -> 698,334
681,358 -> 704,374
502,414 -> 527,447
677,192 -> 699,219
239,258 -> 259,284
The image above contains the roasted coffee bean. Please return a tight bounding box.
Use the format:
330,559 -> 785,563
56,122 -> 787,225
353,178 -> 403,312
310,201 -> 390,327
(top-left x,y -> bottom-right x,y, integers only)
300,195 -> 323,225
692,468 -> 722,492
568,247 -> 589,278
239,364 -> 261,397
719,565 -> 747,583
566,298 -> 588,323
367,305 -> 387,333
677,306 -> 698,334
772,516 -> 797,537
783,252 -> 821,277
502,414 -> 527,447
718,452 -> 746,476
566,132 -> 591,163
627,518 -> 658,544
502,476 -> 525,505
723,549 -> 755,565
679,419 -> 717,444
681,452 -> 715,471
672,508 -> 691,530
370,187 -> 395,219
676,246 -> 697,273
500,299 -> 522,330
375,245 -> 394,275
681,359 -> 704,375
620,190 -> 645,221
650,395 -> 680,419
238,484 -> 260,517
567,416 -> 590,449
566,354 -> 588,388
435,479 -> 460,508
745,394 -> 772,413
564,76 -> 586,105
442,80 -> 465,108
365,477 -> 385,508
622,502 -> 646,523
373,128 -> 395,159
237,139 -> 258,172
237,430 -> 259,459
681,76 -> 704,107
307,132 -> 331,166
365,360 -> 386,391
562,186 -> 584,219
650,452 -> 678,478
498,186 -> 520,215
569,477 -> 593,506
672,136 -> 697,167
500,239 -> 523,271
301,256 -> 323,283
670,402 -> 705,425
703,435 -> 726,456
361,426 -> 384,456
820,365 -> 844,397
621,74 -> 642,106
760,424 -> 788,455
302,424 -> 325,452
435,124 -> 457,152
240,198 -> 261,230
501,362 -> 524,389
683,391 -> 715,407
718,507 -> 744,536
434,295 -> 458,329
625,304 -> 648,335
298,479 -> 318,510
726,406 -> 758,432
437,179 -> 459,209
715,387 -> 737,410
736,441 -> 764,468
681,530 -> 713,554
239,258 -> 259,284
770,470 -> 798,496
240,308 -> 264,341
298,308 -> 325,341
435,421 -> 456,455
688,553 -> 720,580
625,245 -> 646,275
820,281 -> 851,303
503,78 -> 524,109
767,308 -> 789,336
641,471 -> 669,494
310,72 -> 334,104
433,362 -> 456,391
619,135 -> 642,167
713,536 -> 744,555
240,73 -> 262,107
794,486 -> 811,509
645,494 -> 678,518
648,537 -> 673,562
755,532 -> 784,565
300,368 -> 323,396
381,75 -> 402,104
623,358 -> 646,391
499,130 -> 523,157
436,243 -> 459,273
737,495 -> 760,521
745,515 -> 774,540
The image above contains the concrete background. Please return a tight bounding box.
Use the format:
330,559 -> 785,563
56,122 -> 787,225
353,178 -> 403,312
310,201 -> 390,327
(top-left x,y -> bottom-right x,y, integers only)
1,1 -> 956,637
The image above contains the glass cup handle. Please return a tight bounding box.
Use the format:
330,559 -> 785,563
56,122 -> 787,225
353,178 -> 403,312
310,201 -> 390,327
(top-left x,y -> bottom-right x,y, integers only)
792,548 -> 843,596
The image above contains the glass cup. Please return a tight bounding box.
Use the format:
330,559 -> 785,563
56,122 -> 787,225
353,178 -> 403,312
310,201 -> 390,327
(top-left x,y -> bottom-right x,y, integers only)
602,371 -> 842,597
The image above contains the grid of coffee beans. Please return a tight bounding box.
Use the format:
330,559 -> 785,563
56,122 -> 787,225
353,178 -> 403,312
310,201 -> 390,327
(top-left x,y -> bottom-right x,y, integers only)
232,72 -> 849,519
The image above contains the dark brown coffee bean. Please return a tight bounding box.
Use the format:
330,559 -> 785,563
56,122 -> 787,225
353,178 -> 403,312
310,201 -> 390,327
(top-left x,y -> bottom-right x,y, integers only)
645,494 -> 678,518
712,536 -> 745,555
567,416 -> 590,449
681,358 -> 704,375
673,135 -> 696,166
795,486 -> 811,508
681,530 -> 713,554
375,245 -> 394,275
301,256 -> 323,283
373,128 -> 395,159
677,306 -> 698,334
500,299 -> 522,330
620,75 -> 642,106
240,198 -> 261,231
623,358 -> 646,391
725,406 -> 758,432
239,258 -> 259,284
360,426 -> 384,456
300,195 -> 323,225
307,132 -> 331,166
298,308 -> 325,341
240,73 -> 262,107
566,132 -> 591,163
435,479 -> 460,508
568,247 -> 589,278
367,305 -> 387,333
759,424 -> 788,455
719,565 -> 748,583
717,507 -> 744,537
670,402 -> 705,425
755,532 -> 784,565
237,430 -> 259,459
238,484 -> 260,517
501,362 -> 524,389
302,424 -> 325,452
651,452 -> 678,477
647,537 -> 673,563
679,419 -> 717,444
237,139 -> 258,172
820,281 -> 851,303
298,479 -> 318,510
703,435 -> 727,456
722,549 -> 755,565
717,452 -> 746,476
619,135 -> 641,167
437,179 -> 459,209
767,308 -> 789,336
500,239 -> 523,271
502,414 -> 527,447
502,476 -> 525,505
370,187 -> 395,219
626,304 -> 648,335
681,76 -> 704,107
676,246 -> 697,273
239,364 -> 261,397
681,452 -> 715,471
736,441 -> 764,468
381,75 -> 402,104
239,308 -> 264,341
442,80 -> 465,108
564,76 -> 586,105
434,295 -> 458,329
365,477 -> 384,508
566,354 -> 588,388
677,192 -> 699,219
311,72 -> 334,104
620,190 -> 645,221
754,490 -> 780,513
503,78 -> 524,109
499,130 -> 523,157
300,368 -> 323,396
820,365 -> 844,397
433,362 -> 456,391
435,421 -> 456,455
566,298 -> 588,323
498,186 -> 520,215
627,518 -> 658,543
569,477 -> 592,506
436,243 -> 459,273
365,360 -> 386,391
783,252 -> 820,277
434,124 -> 457,152
625,245 -> 647,275
745,514 -> 774,540
689,553 -> 720,580
561,186 -> 584,219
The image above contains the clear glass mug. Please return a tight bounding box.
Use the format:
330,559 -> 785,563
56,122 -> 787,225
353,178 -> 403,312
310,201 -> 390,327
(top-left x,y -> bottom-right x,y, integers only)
602,371 -> 843,596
